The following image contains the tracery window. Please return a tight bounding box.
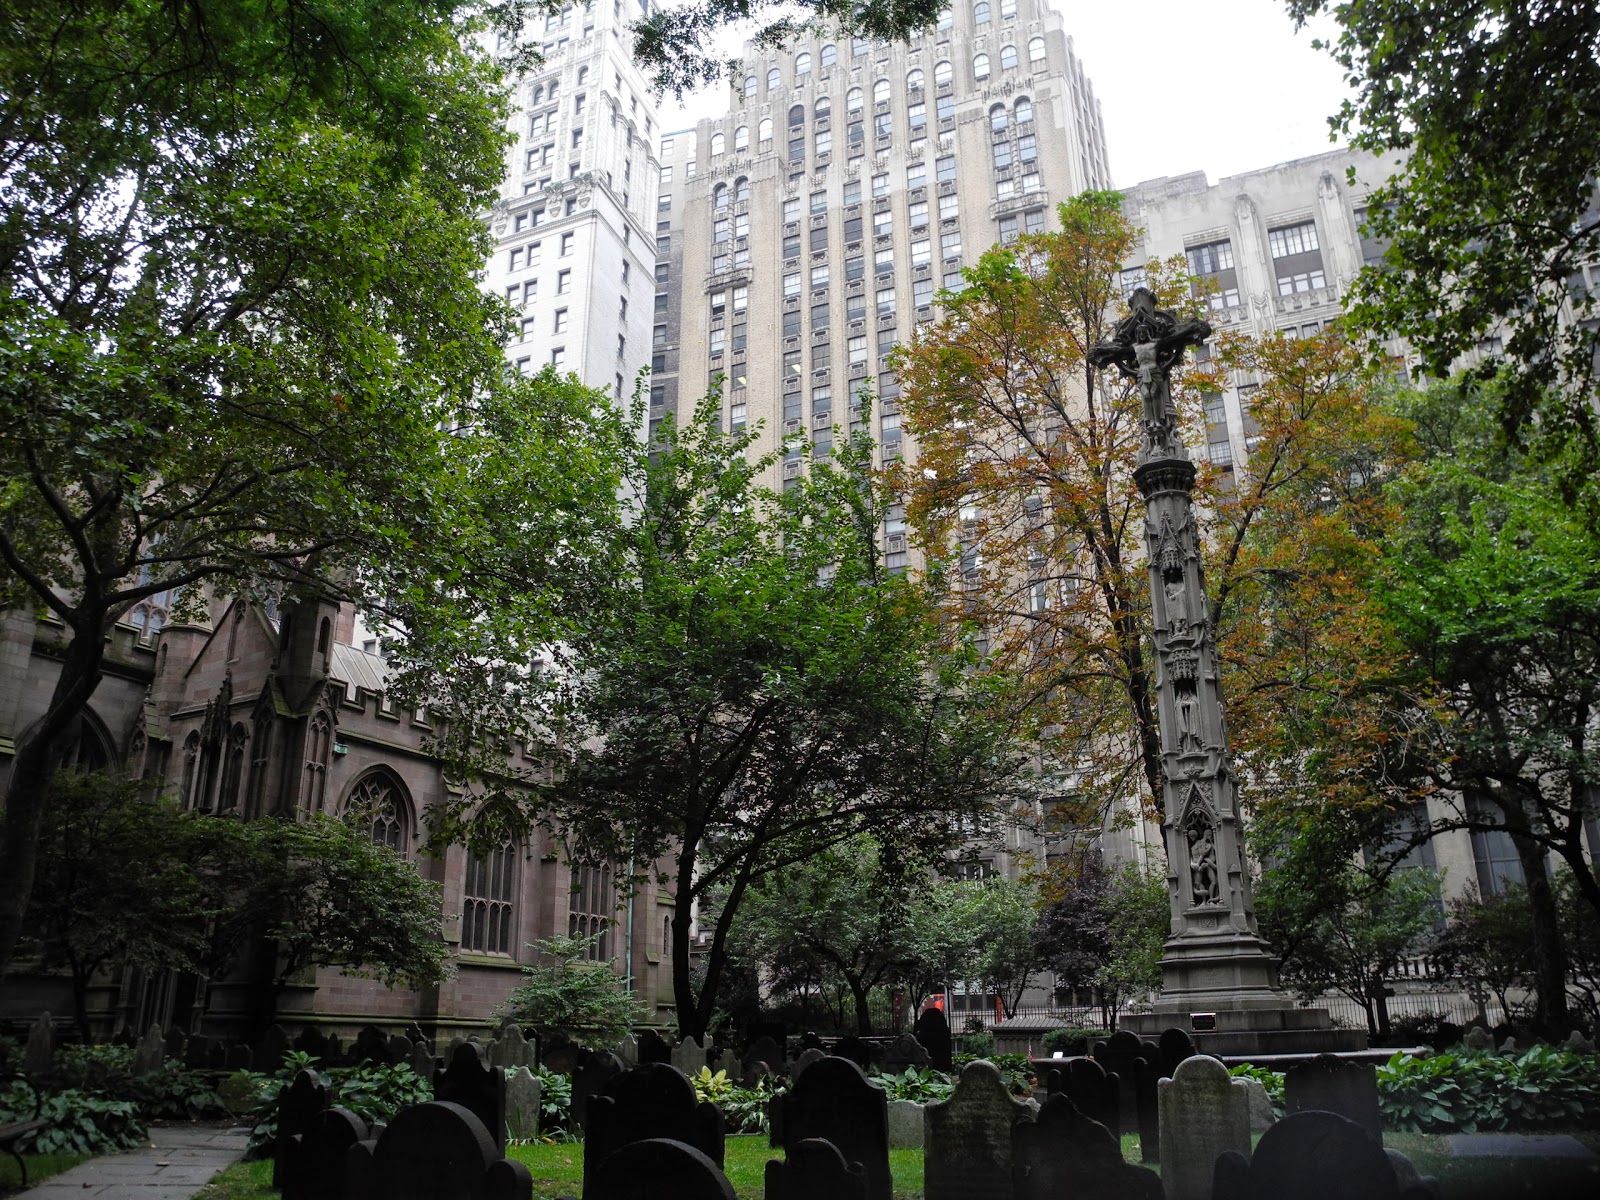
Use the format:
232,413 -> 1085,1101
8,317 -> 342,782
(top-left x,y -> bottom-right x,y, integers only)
463,842 -> 517,954
568,863 -> 614,960
347,772 -> 409,855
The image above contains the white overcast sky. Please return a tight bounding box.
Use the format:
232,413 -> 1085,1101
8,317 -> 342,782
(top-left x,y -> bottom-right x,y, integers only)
660,0 -> 1354,189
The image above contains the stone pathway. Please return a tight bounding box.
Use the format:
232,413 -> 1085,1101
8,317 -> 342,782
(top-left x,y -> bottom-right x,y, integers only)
12,1122 -> 249,1200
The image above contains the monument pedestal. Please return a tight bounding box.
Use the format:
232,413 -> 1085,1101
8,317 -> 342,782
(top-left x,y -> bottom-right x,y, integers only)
1122,1005 -> 1367,1056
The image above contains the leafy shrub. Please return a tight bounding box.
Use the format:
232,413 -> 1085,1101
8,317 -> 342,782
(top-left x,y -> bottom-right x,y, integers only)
242,1053 -> 433,1157
535,1065 -> 574,1140
48,1042 -> 224,1120
959,1031 -> 995,1058
1042,1028 -> 1109,1056
1228,1063 -> 1285,1113
1376,1046 -> 1600,1132
0,1081 -> 146,1156
872,1066 -> 955,1104
690,1067 -> 735,1105
951,1052 -> 1032,1094
718,1077 -> 779,1135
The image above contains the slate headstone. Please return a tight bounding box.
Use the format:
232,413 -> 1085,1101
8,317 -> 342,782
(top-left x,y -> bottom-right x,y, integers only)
1284,1054 -> 1383,1142
886,1100 -> 924,1149
133,1022 -> 166,1076
1498,1036 -> 1518,1054
1013,1093 -> 1162,1200
301,1106 -> 368,1200
773,1056 -> 891,1200
1094,1030 -> 1159,1160
1240,1076 -> 1277,1133
638,1029 -> 673,1065
492,1024 -> 536,1070
1566,1029 -> 1597,1054
22,1012 -> 53,1076
1158,1027 -> 1197,1081
672,1035 -> 709,1077
258,1024 -> 290,1073
881,1033 -> 931,1076
434,1041 -> 507,1156
408,1040 -> 436,1085
506,1065 -> 542,1141
485,1158 -> 534,1200
1462,1026 -> 1493,1051
589,1137 -> 736,1200
444,1035 -> 468,1069
295,1027 -> 330,1063
1059,1057 -> 1120,1136
801,1032 -> 826,1052
765,1137 -> 870,1200
1213,1110 -> 1403,1200
273,1069 -> 330,1192
831,1037 -> 872,1071
614,1033 -> 639,1066
387,1034 -> 413,1064
1158,1054 -> 1250,1200
794,1048 -> 827,1080
914,1008 -> 953,1072
364,1101 -> 499,1200
572,1050 -> 626,1131
225,1043 -> 254,1072
352,1026 -> 391,1064
585,1061 -> 725,1200
924,1059 -> 1035,1200
325,1034 -> 344,1065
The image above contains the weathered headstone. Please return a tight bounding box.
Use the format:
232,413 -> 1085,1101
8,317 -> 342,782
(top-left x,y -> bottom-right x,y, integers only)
1566,1029 -> 1597,1054
572,1050 -> 627,1131
357,1100 -> 510,1200
766,1137 -> 870,1200
613,1033 -> 639,1066
1498,1036 -> 1518,1055
1462,1026 -> 1493,1051
1013,1093 -> 1162,1200
886,1100 -> 924,1150
638,1029 -> 673,1065
1212,1110 -> 1404,1200
387,1034 -> 413,1064
1158,1027 -> 1197,1080
325,1034 -> 344,1064
923,1059 -> 1035,1200
672,1035 -> 709,1077
132,1022 -> 166,1076
352,1026 -> 391,1064
1284,1054 -> 1383,1142
773,1056 -> 891,1200
1240,1076 -> 1277,1133
1385,1147 -> 1440,1200
745,1060 -> 773,1087
258,1024 -> 290,1073
542,1040 -> 580,1075
506,1065 -> 542,1141
492,1023 -> 536,1070
711,1048 -> 739,1078
484,1158 -> 535,1200
881,1033 -> 931,1076
21,1012 -> 53,1075
434,1041 -> 507,1156
1060,1057 -> 1120,1137
1094,1030 -> 1160,1159
408,1040 -> 436,1085
294,1026 -> 330,1063
831,1036 -> 872,1071
584,1062 -> 724,1200
801,1032 -> 826,1052
301,1106 -> 368,1200
225,1043 -> 254,1072
914,1008 -> 953,1072
444,1034 -> 468,1069
793,1048 -> 827,1080
589,1137 -> 736,1200
1158,1054 -> 1250,1200
273,1069 -> 330,1192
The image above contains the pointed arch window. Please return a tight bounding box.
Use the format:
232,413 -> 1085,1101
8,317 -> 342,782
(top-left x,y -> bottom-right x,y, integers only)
347,772 -> 410,855
463,841 -> 517,954
303,711 -> 332,813
569,862 -> 614,961
219,723 -> 248,812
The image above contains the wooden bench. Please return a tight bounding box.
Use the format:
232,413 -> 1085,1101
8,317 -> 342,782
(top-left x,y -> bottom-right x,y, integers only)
0,1075 -> 48,1187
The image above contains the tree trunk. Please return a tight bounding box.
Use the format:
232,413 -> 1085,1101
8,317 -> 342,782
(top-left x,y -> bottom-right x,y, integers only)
1510,821 -> 1571,1035
0,618 -> 108,972
846,974 -> 873,1034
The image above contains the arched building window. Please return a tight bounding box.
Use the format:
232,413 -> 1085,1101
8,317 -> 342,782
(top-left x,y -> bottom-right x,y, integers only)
974,1 -> 990,23
990,102 -> 1008,132
569,862 -> 614,961
814,95 -> 831,122
846,87 -> 863,113
934,60 -> 952,86
758,117 -> 773,142
1028,36 -> 1046,63
734,125 -> 748,151
710,131 -> 725,156
246,713 -> 273,818
973,53 -> 990,81
734,176 -> 750,203
795,52 -> 811,75
303,711 -> 332,814
218,723 -> 248,812
872,78 -> 890,104
820,43 -> 836,67
767,66 -> 780,90
1015,95 -> 1033,123
906,68 -> 924,91
463,841 -> 517,954
788,103 -> 805,128
1001,44 -> 1018,70
743,74 -> 757,97
346,771 -> 410,856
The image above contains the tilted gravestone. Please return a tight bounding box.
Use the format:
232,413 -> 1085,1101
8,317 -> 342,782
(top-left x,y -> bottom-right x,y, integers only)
434,1041 -> 507,1156
886,1100 -> 923,1150
343,1100 -> 530,1200
22,1012 -> 54,1076
773,1056 -> 891,1200
1056,1057 -> 1120,1137
584,1062 -> 725,1200
572,1050 -> 627,1132
272,1069 -> 330,1193
386,1034 -> 412,1064
1158,1027 -> 1197,1081
923,1059 -> 1036,1200
1284,1054 -> 1383,1142
881,1033 -> 931,1077
1211,1110 -> 1421,1200
1239,1076 -> 1277,1133
505,1066 -> 542,1141
613,1033 -> 639,1067
638,1029 -> 673,1065
299,1106 -> 367,1200
765,1136 -> 870,1200
588,1137 -> 736,1200
132,1022 -> 166,1076
1158,1055 -> 1250,1200
914,1007 -> 953,1072
351,1026 -> 392,1065
1093,1030 -> 1160,1160
672,1035 -> 709,1077
1013,1093 -> 1162,1200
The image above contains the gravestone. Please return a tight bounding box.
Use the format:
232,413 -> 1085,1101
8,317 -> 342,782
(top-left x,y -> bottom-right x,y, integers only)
614,1033 -> 639,1067
672,1035 -> 709,1077
801,1032 -> 826,1052
881,1033 -> 931,1076
1462,1026 -> 1493,1050
185,1032 -> 214,1069
588,1137 -> 736,1200
434,1041 -> 507,1156
1567,1029 -> 1597,1054
225,1043 -> 254,1072
506,1066 -> 542,1141
542,1041 -> 580,1075
258,1025 -> 290,1073
295,1027 -> 330,1063
1158,1054 -> 1250,1200
923,1059 -> 1035,1200
351,1100 -> 512,1200
22,1012 -> 53,1075
1240,1076 -> 1276,1133
1060,1057 -> 1120,1136
1386,1147 -> 1441,1200
831,1036 -> 872,1071
1212,1110 -> 1405,1200
886,1100 -> 923,1149
793,1048 -> 827,1080
773,1056 -> 891,1200
1498,1036 -> 1518,1054
387,1034 -> 413,1065
492,1024 -> 536,1070
273,1069 -> 329,1192
1158,1027 -> 1197,1081
1284,1054 -> 1382,1142
132,1023 -> 165,1076
484,1158 -> 534,1200
745,1060 -> 773,1087
584,1061 -> 725,1200
444,1035 -> 468,1069
1013,1093 -> 1162,1200
325,1034 -> 344,1064
572,1050 -> 627,1131
638,1029 -> 673,1065
765,1137 -> 870,1200
408,1040 -> 436,1085
747,1035 -> 785,1074
403,1023 -> 429,1046
164,1026 -> 187,1062
301,1106 -> 367,1200
914,1008 -> 953,1072
1094,1030 -> 1160,1159
711,1049 -> 740,1078
352,1026 -> 391,1064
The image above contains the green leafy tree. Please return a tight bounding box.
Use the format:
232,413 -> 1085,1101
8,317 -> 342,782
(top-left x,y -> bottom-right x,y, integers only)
967,874 -> 1044,1020
1289,1 -> 1600,490
498,935 -> 644,1050
896,880 -> 986,1017
1036,850 -> 1165,1028
0,0 -> 622,973
1430,885 -> 1537,1028
1556,867 -> 1600,1033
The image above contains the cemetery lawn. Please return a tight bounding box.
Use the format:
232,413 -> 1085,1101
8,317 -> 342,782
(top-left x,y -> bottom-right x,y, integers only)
1383,1130 -> 1600,1200
192,1157 -> 272,1200
0,1153 -> 87,1195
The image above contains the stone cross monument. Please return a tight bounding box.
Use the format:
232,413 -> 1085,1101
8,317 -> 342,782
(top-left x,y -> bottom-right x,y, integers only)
1089,289 -> 1359,1051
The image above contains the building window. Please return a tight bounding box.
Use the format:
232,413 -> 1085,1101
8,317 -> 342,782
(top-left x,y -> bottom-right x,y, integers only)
1001,44 -> 1018,70
990,102 -> 1009,133
767,66 -> 781,90
876,285 -> 896,316
1468,797 -> 1527,896
743,74 -> 757,97
907,67 -> 924,90
941,230 -> 962,259
939,193 -> 960,221
822,43 -> 837,66
347,772 -> 409,855
463,842 -> 516,954
796,51 -> 812,75
734,124 -> 749,151
936,155 -> 957,183
935,59 -> 952,86
1015,96 -> 1033,124
1188,239 -> 1241,309
554,307 -> 569,332
560,231 -> 574,256
1029,36 -> 1045,63
569,863 -> 614,960
973,53 -> 990,80
710,131 -> 725,155
974,0 -> 990,22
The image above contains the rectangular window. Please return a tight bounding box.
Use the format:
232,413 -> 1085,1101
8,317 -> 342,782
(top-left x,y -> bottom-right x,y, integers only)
844,216 -> 864,243
848,335 -> 867,367
913,278 -> 934,308
1017,134 -> 1036,162
875,247 -> 894,275
907,161 -> 927,189
554,307 -> 569,332
876,285 -> 896,317
816,129 -> 832,155
875,111 -> 893,138
846,292 -> 867,321
784,197 -> 801,222
909,200 -> 929,228
784,272 -> 801,297
731,322 -> 747,351
811,264 -> 830,288
936,155 -> 956,182
813,385 -> 832,415
560,231 -> 574,255
551,346 -> 565,366
653,323 -> 667,347
732,285 -> 748,312
1024,208 -> 1047,234
1269,221 -> 1319,258
939,193 -> 959,221
735,212 -> 750,238
709,327 -> 724,354
783,308 -> 802,336
941,230 -> 962,258
660,165 -> 673,184
845,254 -> 865,281
811,225 -> 829,252
784,232 -> 801,257
999,214 -> 1020,243
789,135 -> 805,162
909,102 -> 926,132
811,190 -> 828,214
911,238 -> 931,266
1188,238 -> 1241,309
937,94 -> 954,121
873,172 -> 890,198
874,209 -> 892,237
784,349 -> 803,377
844,180 -> 862,206
557,268 -> 572,293
1268,221 -> 1326,296
715,218 -> 731,244
812,302 -> 831,329
993,141 -> 1013,169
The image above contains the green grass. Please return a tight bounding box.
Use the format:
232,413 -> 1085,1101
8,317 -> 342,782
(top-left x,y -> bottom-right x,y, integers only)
192,1157 -> 273,1200
0,1153 -> 90,1195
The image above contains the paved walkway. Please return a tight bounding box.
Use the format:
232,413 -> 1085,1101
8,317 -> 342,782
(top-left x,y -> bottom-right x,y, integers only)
14,1122 -> 249,1200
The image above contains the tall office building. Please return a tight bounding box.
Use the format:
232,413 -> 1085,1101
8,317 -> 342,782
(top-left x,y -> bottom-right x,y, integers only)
483,2 -> 664,407
651,0 -> 1111,502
